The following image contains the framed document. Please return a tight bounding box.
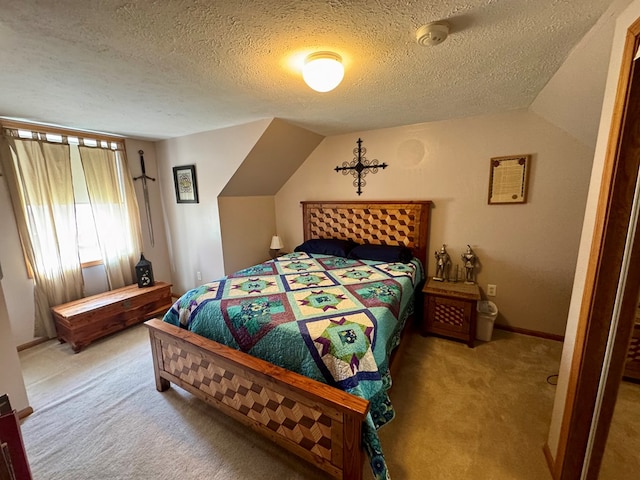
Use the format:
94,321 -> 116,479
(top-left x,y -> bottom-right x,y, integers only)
488,155 -> 530,204
173,165 -> 199,204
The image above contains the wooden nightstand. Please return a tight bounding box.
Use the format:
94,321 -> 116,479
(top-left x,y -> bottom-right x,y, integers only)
422,278 -> 481,347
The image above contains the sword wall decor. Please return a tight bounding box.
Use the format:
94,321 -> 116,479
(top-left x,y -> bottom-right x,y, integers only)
133,150 -> 156,247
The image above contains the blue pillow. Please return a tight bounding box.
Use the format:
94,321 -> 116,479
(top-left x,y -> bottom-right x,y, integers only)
294,238 -> 357,257
348,243 -> 413,263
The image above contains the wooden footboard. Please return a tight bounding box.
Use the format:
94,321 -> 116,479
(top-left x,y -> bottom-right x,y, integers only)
145,319 -> 370,480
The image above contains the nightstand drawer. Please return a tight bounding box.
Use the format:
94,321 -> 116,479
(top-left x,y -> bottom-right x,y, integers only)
422,278 -> 480,347
426,295 -> 473,337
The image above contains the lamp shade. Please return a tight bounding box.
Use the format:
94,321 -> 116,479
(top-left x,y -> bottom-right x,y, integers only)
302,52 -> 344,92
270,235 -> 283,250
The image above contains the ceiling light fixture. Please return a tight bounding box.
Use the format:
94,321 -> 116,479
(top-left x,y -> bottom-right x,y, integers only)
302,51 -> 344,92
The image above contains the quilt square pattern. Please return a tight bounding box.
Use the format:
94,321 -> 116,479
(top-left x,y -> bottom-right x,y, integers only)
277,259 -> 321,274
346,279 -> 402,319
224,276 -> 282,297
282,271 -> 338,291
291,287 -> 359,318
281,252 -> 311,260
231,262 -> 278,277
329,266 -> 387,285
316,256 -> 363,270
174,280 -> 225,327
220,293 -> 293,351
373,262 -> 418,284
299,311 -> 379,389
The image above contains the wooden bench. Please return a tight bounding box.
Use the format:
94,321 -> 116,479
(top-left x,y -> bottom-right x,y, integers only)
52,282 -> 173,353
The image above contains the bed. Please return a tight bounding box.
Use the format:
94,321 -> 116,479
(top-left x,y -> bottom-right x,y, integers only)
145,200 -> 432,480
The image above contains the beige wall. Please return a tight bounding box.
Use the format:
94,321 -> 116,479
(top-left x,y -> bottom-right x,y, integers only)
276,109 -> 593,336
155,119 -> 271,296
530,0 -> 620,148
0,278 -> 29,412
218,196 -> 276,275
547,0 -> 640,461
220,119 -> 324,196
126,139 -> 172,286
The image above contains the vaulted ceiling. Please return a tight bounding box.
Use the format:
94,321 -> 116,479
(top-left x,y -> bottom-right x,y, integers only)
0,0 -> 624,140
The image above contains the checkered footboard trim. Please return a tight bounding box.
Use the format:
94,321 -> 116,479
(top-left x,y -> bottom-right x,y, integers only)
161,342 -> 335,462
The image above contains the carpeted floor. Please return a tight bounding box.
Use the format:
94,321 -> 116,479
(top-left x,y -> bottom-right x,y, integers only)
16,322 -> 638,479
600,378 -> 640,479
374,327 -> 561,480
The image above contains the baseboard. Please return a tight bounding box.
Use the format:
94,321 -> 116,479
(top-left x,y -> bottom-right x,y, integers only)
543,443 -> 557,479
17,406 -> 33,420
17,337 -> 49,351
495,323 -> 564,342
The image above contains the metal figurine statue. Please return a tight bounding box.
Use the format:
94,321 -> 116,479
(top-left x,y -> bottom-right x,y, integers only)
461,245 -> 477,284
434,244 -> 451,281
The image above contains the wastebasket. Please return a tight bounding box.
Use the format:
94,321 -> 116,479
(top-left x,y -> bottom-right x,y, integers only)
476,300 -> 498,341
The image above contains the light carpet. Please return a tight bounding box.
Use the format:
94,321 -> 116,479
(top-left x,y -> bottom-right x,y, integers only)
600,378 -> 640,479
19,325 -> 325,480
17,322 -> 601,479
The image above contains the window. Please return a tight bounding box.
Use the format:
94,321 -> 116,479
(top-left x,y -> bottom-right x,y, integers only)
67,144 -> 100,265
13,127 -> 127,268
1,119 -> 143,337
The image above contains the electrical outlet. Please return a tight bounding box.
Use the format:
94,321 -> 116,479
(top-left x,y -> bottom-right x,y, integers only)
487,284 -> 497,297
196,271 -> 202,281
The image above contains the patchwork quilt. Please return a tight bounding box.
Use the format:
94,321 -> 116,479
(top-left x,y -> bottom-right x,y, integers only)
163,252 -> 424,480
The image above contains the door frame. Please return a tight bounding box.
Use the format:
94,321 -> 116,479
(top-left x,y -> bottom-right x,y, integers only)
549,16 -> 640,479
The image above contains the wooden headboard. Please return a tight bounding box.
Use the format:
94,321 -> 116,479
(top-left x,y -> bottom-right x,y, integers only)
301,200 -> 432,268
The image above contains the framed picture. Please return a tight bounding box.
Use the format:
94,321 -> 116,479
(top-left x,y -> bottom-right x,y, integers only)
488,154 -> 530,204
173,165 -> 199,204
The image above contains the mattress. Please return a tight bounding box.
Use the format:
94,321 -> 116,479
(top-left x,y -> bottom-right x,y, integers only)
163,251 -> 424,479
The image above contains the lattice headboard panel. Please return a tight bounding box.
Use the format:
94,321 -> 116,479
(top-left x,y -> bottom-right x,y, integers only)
301,201 -> 432,267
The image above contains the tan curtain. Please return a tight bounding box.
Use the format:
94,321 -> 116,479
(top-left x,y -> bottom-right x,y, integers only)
79,146 -> 143,289
0,137 -> 84,338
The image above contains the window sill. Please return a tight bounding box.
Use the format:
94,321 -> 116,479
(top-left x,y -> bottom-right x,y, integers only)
81,260 -> 103,269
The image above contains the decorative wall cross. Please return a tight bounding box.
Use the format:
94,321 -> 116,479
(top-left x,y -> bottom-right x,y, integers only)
334,138 -> 387,196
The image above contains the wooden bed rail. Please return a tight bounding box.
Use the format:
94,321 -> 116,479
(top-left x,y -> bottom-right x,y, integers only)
145,318 -> 370,479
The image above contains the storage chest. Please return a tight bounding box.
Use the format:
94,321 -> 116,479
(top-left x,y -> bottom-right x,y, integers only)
52,281 -> 172,352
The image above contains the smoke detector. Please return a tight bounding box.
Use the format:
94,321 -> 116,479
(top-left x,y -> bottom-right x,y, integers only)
416,22 -> 450,46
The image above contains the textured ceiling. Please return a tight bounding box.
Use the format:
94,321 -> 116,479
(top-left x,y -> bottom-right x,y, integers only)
0,0 -> 618,140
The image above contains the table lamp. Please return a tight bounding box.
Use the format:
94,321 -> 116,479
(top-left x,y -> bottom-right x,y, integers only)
269,235 -> 283,259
